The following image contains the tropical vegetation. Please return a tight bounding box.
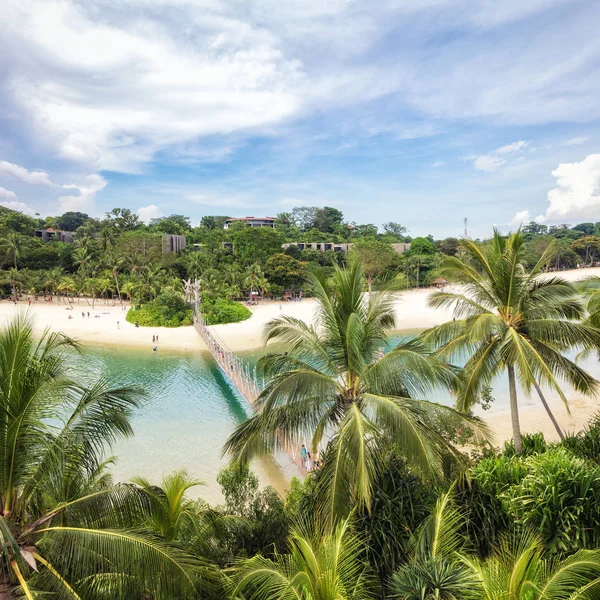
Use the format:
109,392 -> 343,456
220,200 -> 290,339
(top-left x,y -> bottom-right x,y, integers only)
3,211 -> 600,598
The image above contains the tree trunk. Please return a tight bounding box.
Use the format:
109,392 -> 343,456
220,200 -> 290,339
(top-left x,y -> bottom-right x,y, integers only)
367,276 -> 373,295
533,380 -> 565,440
507,364 -> 522,454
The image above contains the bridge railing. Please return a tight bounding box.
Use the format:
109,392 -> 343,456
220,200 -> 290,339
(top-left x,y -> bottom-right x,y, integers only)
193,304 -> 307,475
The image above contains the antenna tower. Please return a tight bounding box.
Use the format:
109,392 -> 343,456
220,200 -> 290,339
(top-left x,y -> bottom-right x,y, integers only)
463,217 -> 468,238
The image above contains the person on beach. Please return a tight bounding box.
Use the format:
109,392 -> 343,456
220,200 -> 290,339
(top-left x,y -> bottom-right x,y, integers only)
300,445 -> 307,468
152,335 -> 155,343
81,311 -> 85,318
156,334 -> 159,342
117,321 -> 120,329
87,312 -> 90,318
153,345 -> 157,352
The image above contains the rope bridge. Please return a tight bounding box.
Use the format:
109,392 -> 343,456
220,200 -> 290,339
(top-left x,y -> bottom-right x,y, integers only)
186,282 -> 307,475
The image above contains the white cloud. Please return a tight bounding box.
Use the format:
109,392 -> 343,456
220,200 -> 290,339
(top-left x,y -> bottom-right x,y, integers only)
496,140 -> 529,154
1,0 -> 598,178
137,205 -> 163,223
536,154 -> 600,223
509,209 -> 531,226
0,199 -> 37,215
0,160 -> 61,188
0,186 -> 17,199
565,136 -> 589,146
474,155 -> 506,172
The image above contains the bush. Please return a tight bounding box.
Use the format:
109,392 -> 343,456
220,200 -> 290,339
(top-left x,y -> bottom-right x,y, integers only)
561,413 -> 600,463
126,291 -> 193,327
472,448 -> 600,555
202,297 -> 251,325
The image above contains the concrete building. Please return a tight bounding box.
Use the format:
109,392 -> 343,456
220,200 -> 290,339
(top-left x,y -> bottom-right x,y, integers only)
224,216 -> 276,229
35,228 -> 75,243
282,241 -> 411,255
162,234 -> 187,252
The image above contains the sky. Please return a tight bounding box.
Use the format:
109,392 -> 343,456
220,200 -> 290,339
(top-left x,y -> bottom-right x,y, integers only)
1,0 -> 599,239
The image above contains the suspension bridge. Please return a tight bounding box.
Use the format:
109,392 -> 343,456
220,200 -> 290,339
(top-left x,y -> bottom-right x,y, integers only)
186,280 -> 307,475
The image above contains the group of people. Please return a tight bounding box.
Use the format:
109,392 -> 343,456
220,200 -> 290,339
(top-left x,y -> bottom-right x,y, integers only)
152,334 -> 159,352
300,444 -> 320,472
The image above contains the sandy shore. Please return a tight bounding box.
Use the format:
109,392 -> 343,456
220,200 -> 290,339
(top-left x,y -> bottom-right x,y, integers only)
1,264 -> 600,444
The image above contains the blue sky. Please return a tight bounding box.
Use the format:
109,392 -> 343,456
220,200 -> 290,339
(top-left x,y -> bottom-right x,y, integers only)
1,0 -> 599,238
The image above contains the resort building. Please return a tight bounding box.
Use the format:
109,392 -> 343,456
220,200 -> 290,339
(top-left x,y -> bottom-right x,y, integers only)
223,216 -> 276,229
282,242 -> 411,254
34,228 -> 75,243
162,233 -> 187,253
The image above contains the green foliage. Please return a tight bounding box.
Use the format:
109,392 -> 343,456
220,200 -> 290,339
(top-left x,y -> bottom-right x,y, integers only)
408,236 -> 436,255
561,413 -> 600,463
224,263 -> 489,523
355,455 -> 437,585
264,252 -> 306,289
126,291 -> 193,327
56,210 -> 89,231
473,448 -> 600,555
201,297 -> 251,325
216,464 -> 288,558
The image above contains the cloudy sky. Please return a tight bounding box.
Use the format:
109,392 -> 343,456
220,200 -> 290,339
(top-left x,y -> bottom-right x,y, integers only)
1,0 -> 599,238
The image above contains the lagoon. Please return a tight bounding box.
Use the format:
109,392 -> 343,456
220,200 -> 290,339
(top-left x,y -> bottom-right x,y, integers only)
69,344 -> 290,503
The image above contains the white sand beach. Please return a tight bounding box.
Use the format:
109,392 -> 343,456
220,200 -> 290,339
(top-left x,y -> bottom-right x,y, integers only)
1,264 -> 600,445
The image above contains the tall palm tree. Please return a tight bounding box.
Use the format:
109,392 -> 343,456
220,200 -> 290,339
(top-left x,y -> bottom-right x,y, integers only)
0,315 -> 205,598
0,232 -> 22,270
105,251 -> 124,307
422,230 -> 600,453
224,263 -> 488,518
43,267 -> 63,302
231,518 -> 377,600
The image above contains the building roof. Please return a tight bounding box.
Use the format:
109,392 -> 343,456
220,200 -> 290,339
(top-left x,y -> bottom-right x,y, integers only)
225,216 -> 276,221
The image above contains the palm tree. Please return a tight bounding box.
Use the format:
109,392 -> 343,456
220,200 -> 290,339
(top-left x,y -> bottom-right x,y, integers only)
391,491 -> 600,600
132,470 -> 205,541
0,233 -> 23,301
43,267 -> 63,302
0,315 -> 205,598
0,232 -> 22,270
57,276 -> 77,305
422,230 -> 600,453
244,263 -> 264,299
105,251 -> 124,307
390,491 -> 478,600
224,263 -> 488,518
461,533 -> 600,600
231,518 -> 377,600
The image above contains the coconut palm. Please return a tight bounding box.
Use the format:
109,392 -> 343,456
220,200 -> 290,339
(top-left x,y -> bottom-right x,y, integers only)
0,315 -> 206,598
43,267 -> 64,302
422,230 -> 600,453
224,263 -> 488,518
231,517 -> 377,600
0,232 -> 23,270
57,275 -> 77,305
105,251 -> 124,307
132,470 -> 205,541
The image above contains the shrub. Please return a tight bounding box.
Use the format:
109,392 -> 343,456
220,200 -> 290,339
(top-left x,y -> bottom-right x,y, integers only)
126,291 -> 193,327
202,297 -> 251,325
472,448 -> 600,555
561,412 -> 600,464
502,432 -> 547,457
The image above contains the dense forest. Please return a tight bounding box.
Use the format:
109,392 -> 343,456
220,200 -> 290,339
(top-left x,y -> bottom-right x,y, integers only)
2,204 -> 600,326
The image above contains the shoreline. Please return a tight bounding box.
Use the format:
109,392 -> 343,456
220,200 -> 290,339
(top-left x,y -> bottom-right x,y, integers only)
1,264 -> 600,445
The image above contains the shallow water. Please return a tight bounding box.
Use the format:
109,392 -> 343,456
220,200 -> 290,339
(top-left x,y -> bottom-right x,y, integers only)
69,345 -> 291,504
69,331 -> 600,504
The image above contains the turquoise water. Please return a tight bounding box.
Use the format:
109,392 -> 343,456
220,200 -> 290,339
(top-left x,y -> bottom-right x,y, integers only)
69,345 -> 289,504
69,333 -> 600,504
